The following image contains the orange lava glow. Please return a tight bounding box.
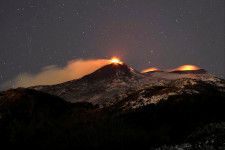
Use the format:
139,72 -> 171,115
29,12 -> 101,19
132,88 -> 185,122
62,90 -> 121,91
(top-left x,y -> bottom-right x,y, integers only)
172,65 -> 200,71
109,57 -> 123,64
141,67 -> 159,73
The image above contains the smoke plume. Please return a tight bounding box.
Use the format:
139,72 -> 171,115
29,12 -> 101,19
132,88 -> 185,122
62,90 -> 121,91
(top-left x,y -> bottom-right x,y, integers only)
1,59 -> 110,89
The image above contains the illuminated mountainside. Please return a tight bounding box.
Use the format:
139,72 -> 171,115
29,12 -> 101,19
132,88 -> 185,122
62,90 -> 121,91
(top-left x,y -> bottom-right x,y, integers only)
31,63 -> 147,104
1,63 -> 225,149
31,63 -> 225,107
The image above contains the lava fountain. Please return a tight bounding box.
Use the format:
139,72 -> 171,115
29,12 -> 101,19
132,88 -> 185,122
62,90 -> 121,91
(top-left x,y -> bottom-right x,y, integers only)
109,57 -> 123,65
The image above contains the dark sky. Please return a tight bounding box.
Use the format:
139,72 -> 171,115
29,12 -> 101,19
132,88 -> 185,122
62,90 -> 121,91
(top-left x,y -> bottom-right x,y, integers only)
0,0 -> 224,87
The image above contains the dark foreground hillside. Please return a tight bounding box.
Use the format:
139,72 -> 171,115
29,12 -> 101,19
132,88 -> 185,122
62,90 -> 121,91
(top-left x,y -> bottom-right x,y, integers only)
0,88 -> 225,149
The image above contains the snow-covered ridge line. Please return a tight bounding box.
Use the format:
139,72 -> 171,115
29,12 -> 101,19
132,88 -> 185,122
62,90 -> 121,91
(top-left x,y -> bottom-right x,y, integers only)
30,63 -> 225,108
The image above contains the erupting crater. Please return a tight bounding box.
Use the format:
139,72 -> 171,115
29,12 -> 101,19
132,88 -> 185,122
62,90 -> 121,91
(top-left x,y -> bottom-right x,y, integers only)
109,57 -> 123,65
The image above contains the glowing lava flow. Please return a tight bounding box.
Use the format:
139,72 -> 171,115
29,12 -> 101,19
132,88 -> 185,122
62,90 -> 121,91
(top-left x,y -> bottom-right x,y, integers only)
109,57 -> 123,64
141,67 -> 159,73
170,65 -> 200,71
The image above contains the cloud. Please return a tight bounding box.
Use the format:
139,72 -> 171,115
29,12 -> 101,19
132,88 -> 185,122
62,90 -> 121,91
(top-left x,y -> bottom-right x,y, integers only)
1,59 -> 110,90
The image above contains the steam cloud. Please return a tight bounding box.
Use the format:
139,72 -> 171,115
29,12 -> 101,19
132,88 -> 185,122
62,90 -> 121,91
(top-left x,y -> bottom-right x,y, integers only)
1,59 -> 109,89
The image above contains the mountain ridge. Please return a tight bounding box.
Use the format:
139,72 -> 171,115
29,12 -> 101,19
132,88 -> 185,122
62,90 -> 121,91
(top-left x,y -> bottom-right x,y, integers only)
31,63 -> 225,106
1,63 -> 225,149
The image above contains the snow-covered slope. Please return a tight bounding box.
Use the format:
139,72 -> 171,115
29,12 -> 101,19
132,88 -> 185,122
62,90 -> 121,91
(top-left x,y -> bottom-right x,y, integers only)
31,63 -> 150,104
113,78 -> 224,111
31,63 -> 225,107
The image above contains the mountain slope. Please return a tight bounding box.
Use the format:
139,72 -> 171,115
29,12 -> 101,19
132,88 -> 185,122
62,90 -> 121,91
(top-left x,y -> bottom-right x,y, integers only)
31,63 -> 225,107
0,88 -> 102,149
1,63 -> 225,149
1,85 -> 225,149
31,63 -> 150,104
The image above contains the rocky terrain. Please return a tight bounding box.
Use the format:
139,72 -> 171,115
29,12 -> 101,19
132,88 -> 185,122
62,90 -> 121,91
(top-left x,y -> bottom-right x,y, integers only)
0,63 -> 225,149
31,63 -> 225,107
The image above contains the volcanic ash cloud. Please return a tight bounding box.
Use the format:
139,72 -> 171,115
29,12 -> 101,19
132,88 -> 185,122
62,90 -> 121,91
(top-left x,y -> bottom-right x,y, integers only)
1,59 -> 110,89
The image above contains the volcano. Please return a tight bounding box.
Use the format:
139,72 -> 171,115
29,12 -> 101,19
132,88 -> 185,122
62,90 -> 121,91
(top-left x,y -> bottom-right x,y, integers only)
32,63 -> 146,104
80,63 -> 141,81
31,62 -> 225,107
1,62 -> 225,149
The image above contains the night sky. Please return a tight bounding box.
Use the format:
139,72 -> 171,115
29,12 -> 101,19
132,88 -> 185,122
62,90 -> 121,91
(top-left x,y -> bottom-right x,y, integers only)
0,0 -> 224,89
